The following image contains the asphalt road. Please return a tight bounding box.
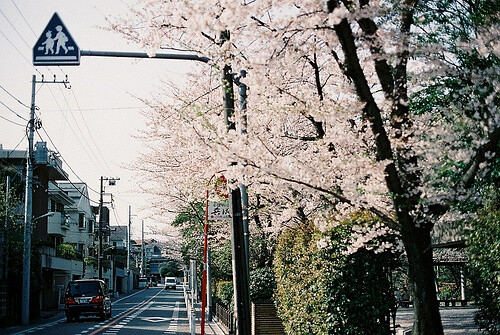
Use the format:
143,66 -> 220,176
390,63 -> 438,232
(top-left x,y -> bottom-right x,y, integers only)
2,286 -> 191,335
395,306 -> 480,334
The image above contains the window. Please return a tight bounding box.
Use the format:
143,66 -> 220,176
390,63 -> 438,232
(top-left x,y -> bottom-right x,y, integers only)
56,202 -> 64,213
79,213 -> 85,229
88,219 -> 94,233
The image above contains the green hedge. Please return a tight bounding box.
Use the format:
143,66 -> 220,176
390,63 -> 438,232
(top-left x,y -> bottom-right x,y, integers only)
216,280 -> 234,309
274,212 -> 399,334
250,266 -> 276,301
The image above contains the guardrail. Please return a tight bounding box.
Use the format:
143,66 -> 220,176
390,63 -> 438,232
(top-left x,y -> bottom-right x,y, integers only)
183,284 -> 196,335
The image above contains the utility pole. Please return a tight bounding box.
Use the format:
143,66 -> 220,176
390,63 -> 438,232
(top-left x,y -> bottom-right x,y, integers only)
21,75 -> 36,326
141,220 -> 145,277
98,176 -> 104,280
127,205 -> 131,292
230,188 -> 251,335
2,176 -> 10,281
1,170 -> 11,319
21,75 -> 71,325
236,70 -> 250,274
220,31 -> 251,335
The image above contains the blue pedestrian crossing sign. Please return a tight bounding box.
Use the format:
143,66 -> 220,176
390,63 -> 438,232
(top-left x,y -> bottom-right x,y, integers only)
33,13 -> 80,66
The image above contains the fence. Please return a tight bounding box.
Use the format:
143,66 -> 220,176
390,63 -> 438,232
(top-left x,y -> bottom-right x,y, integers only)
214,302 -> 234,334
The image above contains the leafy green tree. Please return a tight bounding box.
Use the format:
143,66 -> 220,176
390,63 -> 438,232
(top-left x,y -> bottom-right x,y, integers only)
468,188 -> 500,334
159,259 -> 183,277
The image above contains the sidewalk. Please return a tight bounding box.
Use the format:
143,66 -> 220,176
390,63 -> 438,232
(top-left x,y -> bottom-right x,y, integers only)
192,301 -> 227,335
198,319 -> 227,335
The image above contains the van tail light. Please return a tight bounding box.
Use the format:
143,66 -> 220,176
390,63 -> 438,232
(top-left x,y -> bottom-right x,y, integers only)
90,295 -> 104,303
65,297 -> 77,305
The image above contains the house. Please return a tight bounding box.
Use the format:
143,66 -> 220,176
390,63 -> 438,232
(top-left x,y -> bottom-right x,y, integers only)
0,143 -> 100,320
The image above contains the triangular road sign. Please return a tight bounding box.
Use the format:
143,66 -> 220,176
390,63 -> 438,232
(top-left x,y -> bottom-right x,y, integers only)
33,13 -> 80,66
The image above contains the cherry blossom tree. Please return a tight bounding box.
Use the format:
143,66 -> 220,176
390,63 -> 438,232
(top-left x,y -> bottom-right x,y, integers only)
113,0 -> 498,333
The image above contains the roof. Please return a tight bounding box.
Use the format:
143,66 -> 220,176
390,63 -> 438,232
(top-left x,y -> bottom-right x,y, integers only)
433,247 -> 469,265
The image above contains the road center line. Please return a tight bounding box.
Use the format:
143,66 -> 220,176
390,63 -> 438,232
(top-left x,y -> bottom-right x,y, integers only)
86,290 -> 164,335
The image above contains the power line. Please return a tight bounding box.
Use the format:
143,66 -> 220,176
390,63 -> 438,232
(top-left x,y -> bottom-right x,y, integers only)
9,0 -> 37,37
67,87 -> 114,175
0,28 -> 32,66
37,125 -> 101,196
0,99 -> 28,121
0,8 -> 31,49
44,85 -> 112,178
0,113 -> 25,127
0,83 -> 31,109
50,173 -> 99,206
111,201 -> 125,226
57,84 -> 112,175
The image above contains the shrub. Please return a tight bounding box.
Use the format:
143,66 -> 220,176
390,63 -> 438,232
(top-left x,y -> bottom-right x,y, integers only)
274,212 -> 400,334
216,280 -> 234,309
250,266 -> 276,301
56,243 -> 77,260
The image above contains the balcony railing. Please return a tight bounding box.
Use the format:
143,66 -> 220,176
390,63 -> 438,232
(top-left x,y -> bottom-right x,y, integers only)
47,212 -> 70,235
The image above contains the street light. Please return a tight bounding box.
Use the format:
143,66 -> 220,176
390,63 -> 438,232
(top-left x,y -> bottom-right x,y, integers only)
33,212 -> 55,222
98,177 -> 119,280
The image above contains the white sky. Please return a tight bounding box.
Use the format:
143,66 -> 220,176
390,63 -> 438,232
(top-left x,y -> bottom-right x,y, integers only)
0,0 -> 193,240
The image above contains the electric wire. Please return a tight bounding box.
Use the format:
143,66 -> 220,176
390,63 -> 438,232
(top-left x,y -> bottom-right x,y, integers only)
0,28 -> 33,67
0,134 -> 27,164
0,99 -> 28,121
111,201 -> 126,226
57,84 -> 113,175
9,0 -> 37,37
0,8 -> 31,49
0,84 -> 31,109
0,113 -> 25,127
50,177 -> 99,206
0,134 -> 27,181
37,125 -> 101,196
44,85 -> 111,180
42,106 -> 146,112
69,89 -> 114,175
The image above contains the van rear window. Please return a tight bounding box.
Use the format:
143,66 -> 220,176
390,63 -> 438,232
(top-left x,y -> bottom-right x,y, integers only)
68,282 -> 101,297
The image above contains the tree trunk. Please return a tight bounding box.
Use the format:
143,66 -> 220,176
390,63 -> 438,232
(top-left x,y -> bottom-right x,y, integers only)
401,223 -> 443,335
325,2 -> 445,333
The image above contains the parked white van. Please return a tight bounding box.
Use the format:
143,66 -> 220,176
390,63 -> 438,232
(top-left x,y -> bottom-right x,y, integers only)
138,277 -> 148,289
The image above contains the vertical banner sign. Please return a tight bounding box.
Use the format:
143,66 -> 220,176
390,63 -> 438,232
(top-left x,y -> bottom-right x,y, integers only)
207,175 -> 230,221
208,202 -> 230,221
